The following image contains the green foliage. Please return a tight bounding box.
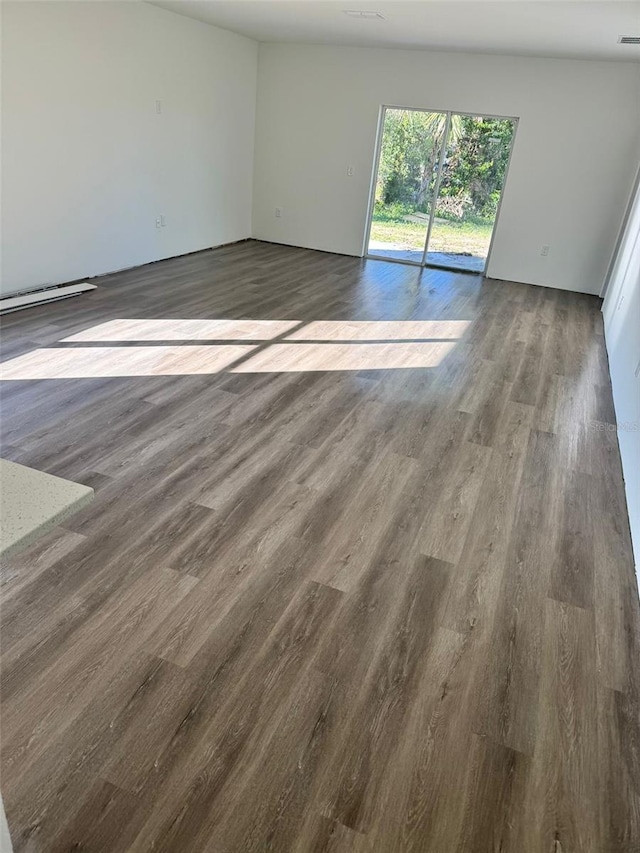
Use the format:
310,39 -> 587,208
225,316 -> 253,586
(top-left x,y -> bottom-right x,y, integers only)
372,201 -> 415,222
435,206 -> 470,223
369,212 -> 493,257
439,116 -> 514,217
376,110 -> 513,220
377,110 -> 451,208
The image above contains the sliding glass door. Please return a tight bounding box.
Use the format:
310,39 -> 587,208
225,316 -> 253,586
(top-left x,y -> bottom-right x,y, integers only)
366,108 -> 448,263
366,107 -> 517,274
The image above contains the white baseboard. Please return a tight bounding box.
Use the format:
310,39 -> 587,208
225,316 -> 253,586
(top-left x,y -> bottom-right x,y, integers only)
0,283 -> 97,314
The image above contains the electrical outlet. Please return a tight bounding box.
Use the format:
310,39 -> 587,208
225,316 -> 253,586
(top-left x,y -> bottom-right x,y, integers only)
347,165 -> 354,176
160,215 -> 166,227
540,245 -> 550,257
155,217 -> 162,229
275,207 -> 282,218
155,99 -> 162,114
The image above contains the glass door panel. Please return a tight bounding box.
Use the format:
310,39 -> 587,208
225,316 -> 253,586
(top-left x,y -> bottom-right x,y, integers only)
367,108 -> 447,264
426,115 -> 516,273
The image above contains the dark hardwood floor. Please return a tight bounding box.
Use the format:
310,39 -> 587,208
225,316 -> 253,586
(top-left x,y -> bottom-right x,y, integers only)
1,240 -> 639,852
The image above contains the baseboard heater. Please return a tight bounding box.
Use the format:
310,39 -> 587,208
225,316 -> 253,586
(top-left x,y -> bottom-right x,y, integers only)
0,282 -> 97,315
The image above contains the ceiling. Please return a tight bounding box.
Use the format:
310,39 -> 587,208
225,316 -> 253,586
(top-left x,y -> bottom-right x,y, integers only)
150,0 -> 640,62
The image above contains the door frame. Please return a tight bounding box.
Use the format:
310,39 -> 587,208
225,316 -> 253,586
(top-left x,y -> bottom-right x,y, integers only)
362,104 -> 520,275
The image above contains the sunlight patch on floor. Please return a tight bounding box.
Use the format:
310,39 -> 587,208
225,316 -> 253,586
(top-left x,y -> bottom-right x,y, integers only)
285,320 -> 470,341
62,318 -> 300,342
0,345 -> 255,380
1,318 -> 470,379
235,341 -> 457,373
62,318 -> 471,343
0,341 -> 457,378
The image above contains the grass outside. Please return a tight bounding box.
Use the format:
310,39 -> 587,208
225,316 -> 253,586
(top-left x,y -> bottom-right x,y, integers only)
370,210 -> 493,257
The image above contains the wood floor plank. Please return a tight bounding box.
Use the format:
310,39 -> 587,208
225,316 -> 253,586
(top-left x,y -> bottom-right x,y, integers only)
596,683 -> 640,852
126,581 -> 343,852
456,734 -> 531,853
510,322 -> 550,405
45,780 -> 144,853
309,556 -> 452,836
0,525 -> 86,604
0,240 -> 638,852
417,439 -> 492,564
347,625 -> 477,852
2,567 -> 199,777
515,599 -> 601,852
440,403 -> 532,636
549,468 -> 595,610
144,508 -> 320,667
469,429 -> 562,755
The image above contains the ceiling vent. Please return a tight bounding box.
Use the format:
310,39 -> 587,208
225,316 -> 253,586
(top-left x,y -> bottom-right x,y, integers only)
343,10 -> 385,19
618,35 -> 640,44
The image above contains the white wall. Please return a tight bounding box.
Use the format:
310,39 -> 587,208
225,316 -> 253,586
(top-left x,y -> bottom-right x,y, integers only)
252,44 -> 640,294
0,1 -> 257,296
602,172 -> 640,567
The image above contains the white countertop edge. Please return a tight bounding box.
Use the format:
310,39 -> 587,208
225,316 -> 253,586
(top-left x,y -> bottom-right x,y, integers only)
0,460 -> 94,561
1,487 -> 94,561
